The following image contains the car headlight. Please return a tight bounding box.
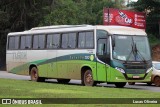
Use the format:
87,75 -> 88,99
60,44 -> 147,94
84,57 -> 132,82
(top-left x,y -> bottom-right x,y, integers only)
146,67 -> 152,73
115,67 -> 125,73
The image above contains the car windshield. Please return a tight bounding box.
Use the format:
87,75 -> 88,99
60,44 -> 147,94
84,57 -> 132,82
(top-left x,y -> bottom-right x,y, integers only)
153,63 -> 160,70
112,35 -> 151,61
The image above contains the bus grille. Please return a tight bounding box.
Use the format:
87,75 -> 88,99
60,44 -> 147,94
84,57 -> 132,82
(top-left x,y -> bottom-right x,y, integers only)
126,69 -> 146,74
123,63 -> 147,69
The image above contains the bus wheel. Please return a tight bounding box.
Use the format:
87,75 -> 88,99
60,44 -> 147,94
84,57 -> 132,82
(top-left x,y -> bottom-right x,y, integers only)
57,79 -> 70,84
115,82 -> 126,88
82,70 -> 96,86
154,77 -> 160,87
30,67 -> 45,82
128,82 -> 135,85
147,82 -> 152,86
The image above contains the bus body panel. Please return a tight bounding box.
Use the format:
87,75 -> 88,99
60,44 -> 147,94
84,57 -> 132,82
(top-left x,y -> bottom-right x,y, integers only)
6,25 -> 152,85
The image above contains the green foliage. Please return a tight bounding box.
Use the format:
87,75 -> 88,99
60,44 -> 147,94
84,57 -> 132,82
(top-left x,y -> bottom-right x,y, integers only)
0,0 -> 52,69
0,0 -> 145,69
40,0 -> 115,25
148,34 -> 160,47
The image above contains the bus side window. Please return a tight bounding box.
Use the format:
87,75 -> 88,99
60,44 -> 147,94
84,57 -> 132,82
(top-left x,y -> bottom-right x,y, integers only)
61,33 -> 68,49
53,34 -> 60,49
25,36 -> 32,49
20,35 -> 32,49
20,36 -> 25,49
15,36 -> 19,49
47,34 -> 60,49
78,31 -> 94,49
38,35 -> 45,49
47,34 -> 52,49
8,36 -> 19,50
68,33 -> 76,48
86,32 -> 94,48
33,35 -> 45,49
33,35 -> 39,49
78,32 -> 85,48
8,36 -> 15,49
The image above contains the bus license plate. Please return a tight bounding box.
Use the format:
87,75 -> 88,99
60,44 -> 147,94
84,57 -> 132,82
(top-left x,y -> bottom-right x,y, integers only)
133,76 -> 140,78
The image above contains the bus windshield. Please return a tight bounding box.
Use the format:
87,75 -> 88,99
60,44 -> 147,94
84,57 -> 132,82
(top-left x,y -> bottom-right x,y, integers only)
112,35 -> 151,61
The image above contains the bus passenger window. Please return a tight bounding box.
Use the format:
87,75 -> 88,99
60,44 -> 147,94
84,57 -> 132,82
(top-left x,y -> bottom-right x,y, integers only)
61,34 -> 68,49
78,31 -> 94,49
20,36 -> 26,49
15,36 -> 19,49
25,36 -> 32,49
33,35 -> 39,49
47,34 -> 60,49
8,36 -> 19,50
47,34 -> 52,49
33,35 -> 45,49
86,32 -> 94,48
8,37 -> 15,49
68,33 -> 76,48
38,35 -> 45,49
20,35 -> 32,49
53,34 -> 60,49
78,32 -> 85,48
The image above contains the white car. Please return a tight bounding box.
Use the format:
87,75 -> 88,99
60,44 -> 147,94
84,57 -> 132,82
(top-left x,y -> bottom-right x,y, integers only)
151,61 -> 160,87
128,61 -> 160,87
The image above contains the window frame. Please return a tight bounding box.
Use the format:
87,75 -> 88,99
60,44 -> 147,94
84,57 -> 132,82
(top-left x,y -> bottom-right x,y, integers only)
8,36 -> 20,50
32,34 -> 46,50
7,30 -> 95,50
78,31 -> 94,49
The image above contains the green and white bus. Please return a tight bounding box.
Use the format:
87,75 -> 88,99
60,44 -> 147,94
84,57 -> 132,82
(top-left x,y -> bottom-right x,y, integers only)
6,25 -> 152,88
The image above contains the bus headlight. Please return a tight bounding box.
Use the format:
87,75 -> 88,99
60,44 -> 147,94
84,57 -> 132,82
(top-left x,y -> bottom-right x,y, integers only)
115,67 -> 125,73
146,67 -> 152,73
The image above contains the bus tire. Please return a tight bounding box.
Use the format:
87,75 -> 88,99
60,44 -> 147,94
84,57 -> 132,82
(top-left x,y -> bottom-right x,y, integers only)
128,82 -> 135,85
57,79 -> 70,84
115,82 -> 126,88
154,76 -> 160,87
30,67 -> 45,82
82,69 -> 96,86
147,82 -> 152,86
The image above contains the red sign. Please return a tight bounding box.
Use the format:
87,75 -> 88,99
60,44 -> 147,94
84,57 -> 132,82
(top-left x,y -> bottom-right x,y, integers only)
103,8 -> 146,29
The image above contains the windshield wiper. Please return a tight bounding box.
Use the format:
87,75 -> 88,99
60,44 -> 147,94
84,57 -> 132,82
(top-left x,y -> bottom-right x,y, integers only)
126,37 -> 135,62
126,43 -> 134,62
134,43 -> 146,63
126,42 -> 146,63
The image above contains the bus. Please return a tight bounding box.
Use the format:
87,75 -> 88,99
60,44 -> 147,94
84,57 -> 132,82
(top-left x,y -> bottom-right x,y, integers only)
6,25 -> 152,88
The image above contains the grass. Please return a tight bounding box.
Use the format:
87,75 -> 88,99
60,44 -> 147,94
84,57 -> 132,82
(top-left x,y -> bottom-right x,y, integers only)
0,78 -> 160,98
0,78 -> 160,107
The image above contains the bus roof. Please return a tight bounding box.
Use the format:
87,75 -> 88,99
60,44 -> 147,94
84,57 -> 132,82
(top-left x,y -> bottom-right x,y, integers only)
8,25 -> 147,36
96,25 -> 147,36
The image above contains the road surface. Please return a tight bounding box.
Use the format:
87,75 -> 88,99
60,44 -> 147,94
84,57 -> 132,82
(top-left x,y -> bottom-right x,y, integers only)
0,71 -> 159,92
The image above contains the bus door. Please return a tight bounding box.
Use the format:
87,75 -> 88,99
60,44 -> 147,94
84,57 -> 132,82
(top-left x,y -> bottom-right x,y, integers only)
96,38 -> 110,82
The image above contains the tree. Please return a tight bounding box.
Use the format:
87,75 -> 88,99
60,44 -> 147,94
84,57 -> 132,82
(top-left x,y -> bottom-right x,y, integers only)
0,0 -> 124,69
40,0 -> 115,25
0,0 -> 51,69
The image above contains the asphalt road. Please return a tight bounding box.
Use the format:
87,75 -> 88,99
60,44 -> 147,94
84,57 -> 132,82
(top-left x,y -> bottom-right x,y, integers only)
0,71 -> 160,92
